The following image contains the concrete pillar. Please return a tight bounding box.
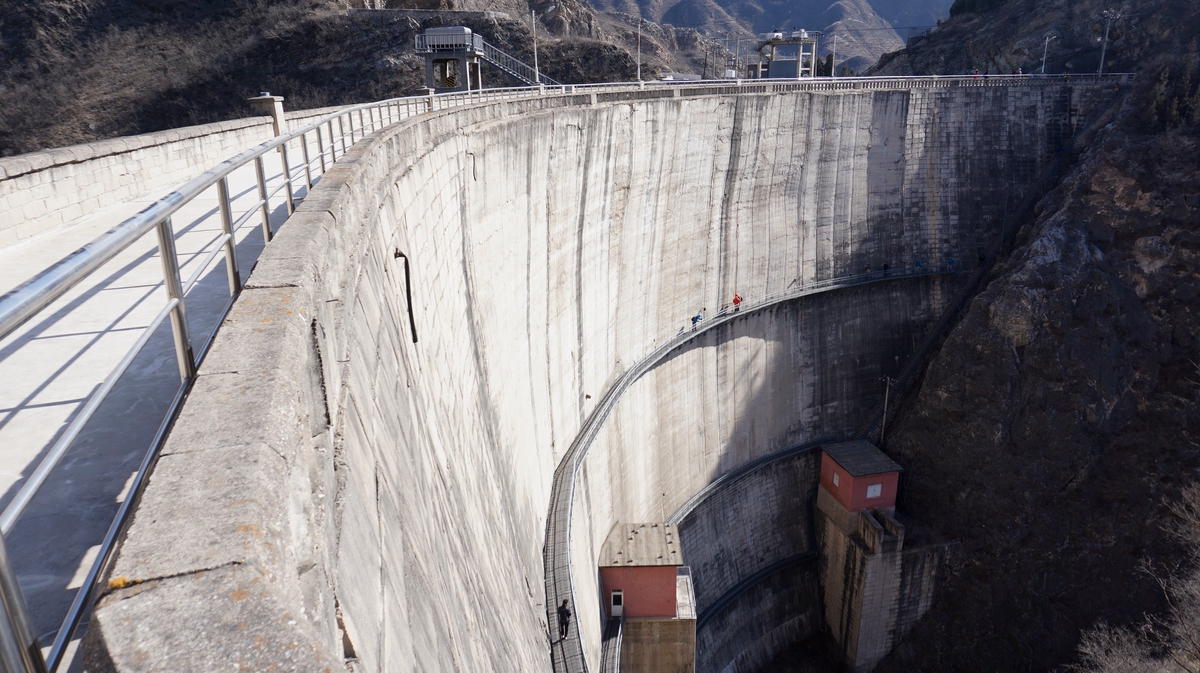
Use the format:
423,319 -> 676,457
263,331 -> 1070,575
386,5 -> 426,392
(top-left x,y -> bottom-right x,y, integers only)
248,94 -> 286,137
816,486 -> 905,673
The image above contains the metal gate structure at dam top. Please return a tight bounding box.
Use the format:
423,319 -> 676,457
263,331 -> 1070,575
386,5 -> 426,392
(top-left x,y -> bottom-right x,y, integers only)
0,73 -> 1131,673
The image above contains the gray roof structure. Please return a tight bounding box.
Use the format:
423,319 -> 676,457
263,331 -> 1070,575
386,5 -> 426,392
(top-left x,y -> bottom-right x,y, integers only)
820,440 -> 903,477
599,523 -> 682,567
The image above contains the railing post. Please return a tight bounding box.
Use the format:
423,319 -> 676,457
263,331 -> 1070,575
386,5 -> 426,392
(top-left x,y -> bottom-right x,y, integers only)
299,131 -> 313,191
279,142 -> 295,216
215,178 -> 242,295
155,218 -> 197,382
254,156 -> 273,243
316,126 -> 328,173
0,534 -> 45,673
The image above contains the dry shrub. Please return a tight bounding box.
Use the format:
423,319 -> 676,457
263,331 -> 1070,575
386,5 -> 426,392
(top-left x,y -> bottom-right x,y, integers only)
1074,484 -> 1200,672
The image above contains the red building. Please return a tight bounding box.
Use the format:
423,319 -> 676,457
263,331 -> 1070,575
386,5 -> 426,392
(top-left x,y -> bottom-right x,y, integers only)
819,440 -> 902,513
599,523 -> 696,673
599,523 -> 684,618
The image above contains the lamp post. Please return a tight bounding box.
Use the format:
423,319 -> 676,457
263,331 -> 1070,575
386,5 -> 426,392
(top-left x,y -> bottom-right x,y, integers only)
830,33 -> 847,77
531,4 -> 556,85
636,18 -> 642,82
1041,34 -> 1058,73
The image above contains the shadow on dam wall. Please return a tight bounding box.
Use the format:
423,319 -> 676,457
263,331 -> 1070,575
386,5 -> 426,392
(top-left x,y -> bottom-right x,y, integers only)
82,81 -> 1121,672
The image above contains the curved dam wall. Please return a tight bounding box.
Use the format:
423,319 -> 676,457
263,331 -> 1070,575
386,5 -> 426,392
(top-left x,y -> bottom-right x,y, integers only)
568,281 -> 945,669
85,81 -> 1114,672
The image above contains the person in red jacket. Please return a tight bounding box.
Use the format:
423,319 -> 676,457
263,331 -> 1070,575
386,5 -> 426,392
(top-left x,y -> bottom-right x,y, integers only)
732,293 -> 742,312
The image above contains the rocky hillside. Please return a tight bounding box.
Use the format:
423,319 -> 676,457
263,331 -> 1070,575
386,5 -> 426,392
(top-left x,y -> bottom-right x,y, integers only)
857,0 -> 1200,670
585,0 -> 917,72
0,0 -> 718,156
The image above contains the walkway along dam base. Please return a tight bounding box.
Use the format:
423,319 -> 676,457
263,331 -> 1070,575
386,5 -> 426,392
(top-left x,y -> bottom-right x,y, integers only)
75,79 -> 1122,672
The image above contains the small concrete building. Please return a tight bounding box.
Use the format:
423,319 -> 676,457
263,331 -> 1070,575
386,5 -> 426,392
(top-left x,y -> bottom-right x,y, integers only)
820,440 -> 902,514
815,441 -> 946,672
415,26 -> 484,93
599,523 -> 696,673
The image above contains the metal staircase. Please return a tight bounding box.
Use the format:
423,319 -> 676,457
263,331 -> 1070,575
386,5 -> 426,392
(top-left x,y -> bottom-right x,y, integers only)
415,31 -> 561,87
479,40 -> 562,86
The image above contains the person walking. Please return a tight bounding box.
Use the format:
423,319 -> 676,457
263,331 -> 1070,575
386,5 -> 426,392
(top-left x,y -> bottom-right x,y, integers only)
557,599 -> 572,641
691,311 -> 703,331
732,294 -> 742,312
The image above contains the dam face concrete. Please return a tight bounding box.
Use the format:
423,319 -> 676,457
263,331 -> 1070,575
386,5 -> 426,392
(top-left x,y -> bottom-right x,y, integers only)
83,81 -> 1119,672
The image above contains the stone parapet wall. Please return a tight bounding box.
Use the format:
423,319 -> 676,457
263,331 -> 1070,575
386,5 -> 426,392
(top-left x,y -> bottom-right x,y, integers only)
0,117 -> 274,248
0,103 -> 367,250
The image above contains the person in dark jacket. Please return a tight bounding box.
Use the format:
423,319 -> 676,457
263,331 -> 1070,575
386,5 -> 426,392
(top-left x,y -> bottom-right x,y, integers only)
557,599 -> 572,640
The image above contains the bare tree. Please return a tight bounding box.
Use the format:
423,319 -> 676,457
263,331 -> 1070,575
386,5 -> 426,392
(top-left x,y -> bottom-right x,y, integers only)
1074,484 -> 1200,672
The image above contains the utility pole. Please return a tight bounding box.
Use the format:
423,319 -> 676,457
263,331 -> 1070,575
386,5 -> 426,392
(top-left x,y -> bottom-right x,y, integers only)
531,8 -> 540,84
1041,34 -> 1058,73
636,18 -> 642,81
1098,9 -> 1120,75
530,4 -> 556,85
830,34 -> 846,77
879,376 -> 898,447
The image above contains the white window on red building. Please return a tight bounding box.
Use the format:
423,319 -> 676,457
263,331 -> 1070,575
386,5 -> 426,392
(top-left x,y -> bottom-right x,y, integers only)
866,483 -> 882,499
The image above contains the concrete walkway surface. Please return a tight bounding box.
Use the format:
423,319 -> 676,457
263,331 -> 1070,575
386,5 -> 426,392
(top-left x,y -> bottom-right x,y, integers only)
0,148 -> 304,659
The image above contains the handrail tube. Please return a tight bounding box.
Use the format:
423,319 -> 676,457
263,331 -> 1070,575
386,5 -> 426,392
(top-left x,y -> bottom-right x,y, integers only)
182,232 -> 233,295
231,199 -> 266,233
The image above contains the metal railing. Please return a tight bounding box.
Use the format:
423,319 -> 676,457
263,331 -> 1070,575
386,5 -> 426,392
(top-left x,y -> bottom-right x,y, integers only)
414,32 -> 485,53
480,41 -> 563,86
0,72 -> 1132,673
0,91 -> 478,673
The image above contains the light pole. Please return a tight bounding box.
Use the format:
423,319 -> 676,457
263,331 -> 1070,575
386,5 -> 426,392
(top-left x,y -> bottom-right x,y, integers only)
1040,34 -> 1058,73
830,34 -> 847,77
1098,9 -> 1120,75
531,5 -> 556,85
636,18 -> 642,82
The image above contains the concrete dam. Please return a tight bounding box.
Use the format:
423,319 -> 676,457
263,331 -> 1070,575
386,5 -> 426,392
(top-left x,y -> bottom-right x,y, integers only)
78,79 -> 1120,672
